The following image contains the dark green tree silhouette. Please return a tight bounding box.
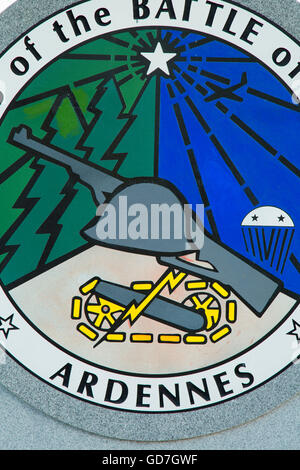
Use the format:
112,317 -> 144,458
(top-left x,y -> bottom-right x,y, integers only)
0,94 -> 87,285
81,79 -> 130,172
114,77 -> 157,178
0,96 -> 58,283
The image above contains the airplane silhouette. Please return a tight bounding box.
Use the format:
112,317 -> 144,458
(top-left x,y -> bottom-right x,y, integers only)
205,72 -> 248,103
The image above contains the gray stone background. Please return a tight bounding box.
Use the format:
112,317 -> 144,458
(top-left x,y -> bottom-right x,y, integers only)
0,0 -> 299,449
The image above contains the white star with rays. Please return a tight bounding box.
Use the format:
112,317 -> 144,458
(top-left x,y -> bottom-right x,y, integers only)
141,42 -> 177,76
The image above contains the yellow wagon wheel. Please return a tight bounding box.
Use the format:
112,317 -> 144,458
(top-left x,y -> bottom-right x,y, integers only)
183,292 -> 222,331
85,294 -> 125,331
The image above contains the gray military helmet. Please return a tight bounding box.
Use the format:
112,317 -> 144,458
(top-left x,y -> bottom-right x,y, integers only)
83,181 -> 204,255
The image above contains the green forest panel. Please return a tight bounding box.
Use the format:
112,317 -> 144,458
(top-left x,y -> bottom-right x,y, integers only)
0,29 -> 159,287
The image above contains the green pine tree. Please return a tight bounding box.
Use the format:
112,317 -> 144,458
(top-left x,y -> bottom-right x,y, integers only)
0,94 -> 86,285
81,79 -> 129,171
0,160 -> 34,240
45,95 -> 96,264
0,96 -> 58,283
114,78 -> 157,178
0,158 -> 68,285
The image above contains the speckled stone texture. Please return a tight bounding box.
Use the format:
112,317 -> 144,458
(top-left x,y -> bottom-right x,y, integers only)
0,381 -> 299,449
0,0 -> 299,445
0,353 -> 299,442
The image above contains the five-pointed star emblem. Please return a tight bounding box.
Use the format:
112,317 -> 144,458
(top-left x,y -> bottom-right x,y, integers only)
287,320 -> 300,341
141,42 -> 177,76
0,314 -> 18,339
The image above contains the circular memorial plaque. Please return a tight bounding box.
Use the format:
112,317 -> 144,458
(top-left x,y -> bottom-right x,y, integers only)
0,0 -> 299,440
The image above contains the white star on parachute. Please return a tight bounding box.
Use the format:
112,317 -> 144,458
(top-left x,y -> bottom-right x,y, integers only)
141,42 -> 177,76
